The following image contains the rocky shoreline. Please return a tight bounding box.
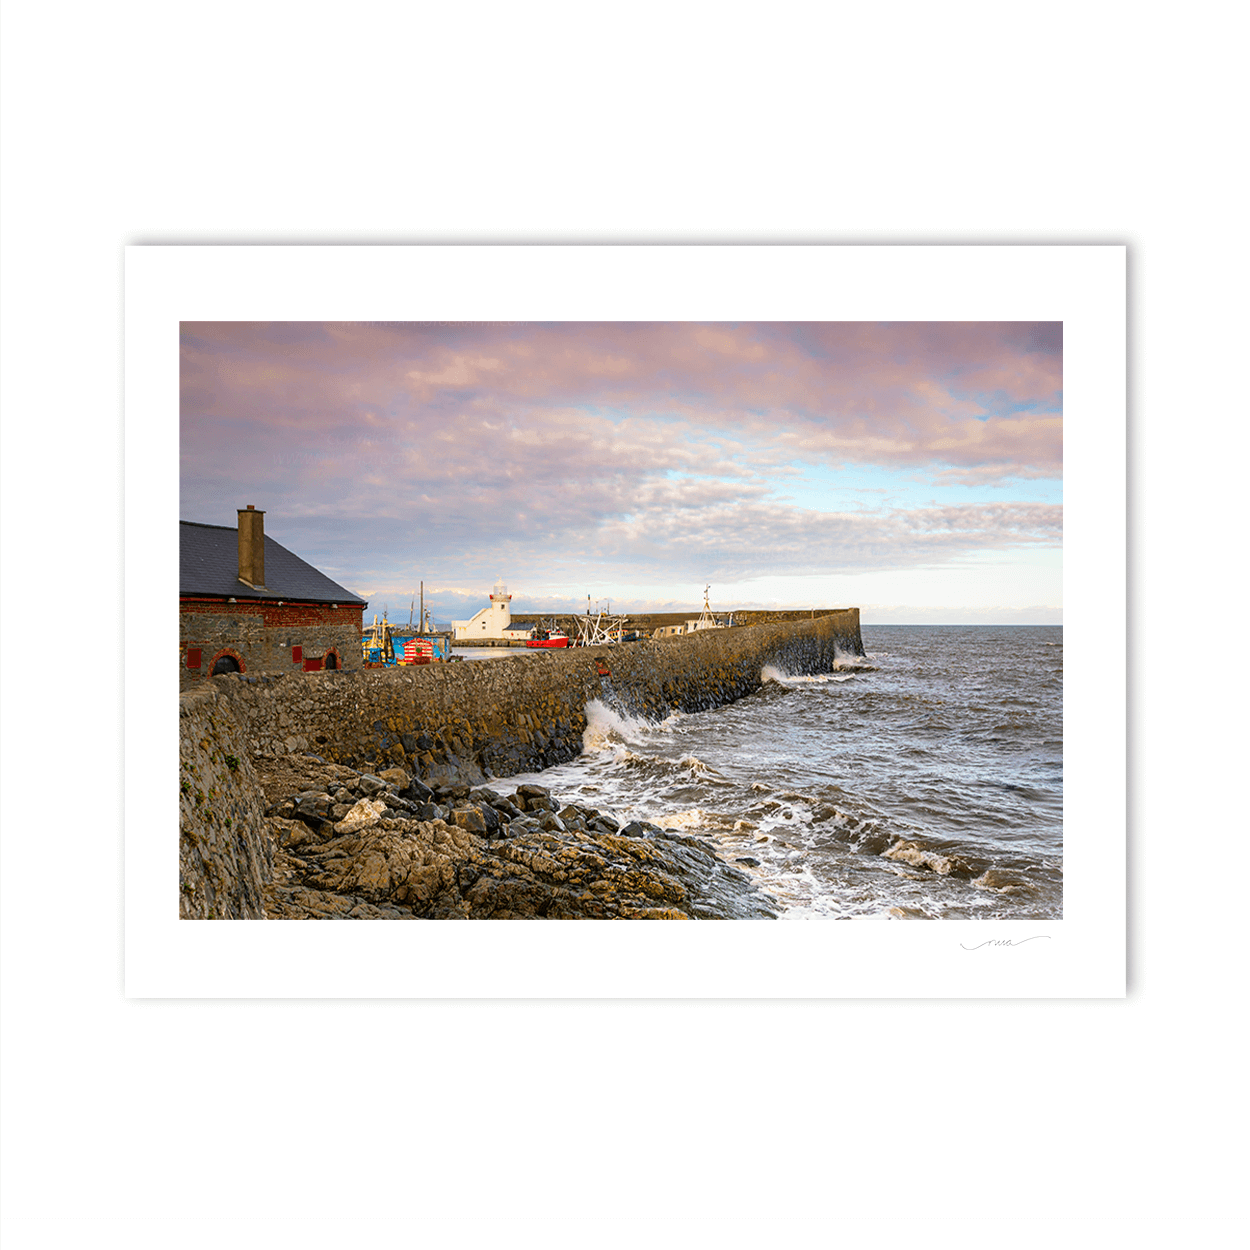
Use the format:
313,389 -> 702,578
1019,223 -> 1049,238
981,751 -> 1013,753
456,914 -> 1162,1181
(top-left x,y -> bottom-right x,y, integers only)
257,753 -> 779,919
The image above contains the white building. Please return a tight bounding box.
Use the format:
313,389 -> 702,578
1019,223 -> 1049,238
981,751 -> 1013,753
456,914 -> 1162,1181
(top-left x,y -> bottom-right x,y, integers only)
452,579 -> 521,641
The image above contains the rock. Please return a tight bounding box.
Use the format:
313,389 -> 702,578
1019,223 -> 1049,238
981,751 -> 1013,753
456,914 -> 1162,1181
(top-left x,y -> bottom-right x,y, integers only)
735,857 -> 761,868
453,808 -> 488,835
379,767 -> 410,788
434,783 -> 471,802
400,778 -> 435,804
424,756 -> 486,788
356,774 -> 387,796
335,798 -> 388,835
254,756 -> 779,920
619,821 -> 648,838
516,783 -> 551,801
269,816 -> 321,848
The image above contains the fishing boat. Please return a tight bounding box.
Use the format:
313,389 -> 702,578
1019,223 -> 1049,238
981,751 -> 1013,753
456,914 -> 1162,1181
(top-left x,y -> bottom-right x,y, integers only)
362,614 -> 397,666
526,621 -> 570,648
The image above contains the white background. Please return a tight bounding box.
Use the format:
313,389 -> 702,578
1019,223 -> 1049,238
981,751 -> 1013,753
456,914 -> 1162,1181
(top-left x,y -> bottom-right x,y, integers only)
2,3 -> 1243,1248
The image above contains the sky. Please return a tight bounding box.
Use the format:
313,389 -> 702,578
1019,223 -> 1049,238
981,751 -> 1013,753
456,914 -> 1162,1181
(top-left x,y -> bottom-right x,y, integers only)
180,321 -> 1062,624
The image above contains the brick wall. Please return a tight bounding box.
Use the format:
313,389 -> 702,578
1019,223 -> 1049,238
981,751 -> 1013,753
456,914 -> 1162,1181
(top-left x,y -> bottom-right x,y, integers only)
180,604 -> 363,690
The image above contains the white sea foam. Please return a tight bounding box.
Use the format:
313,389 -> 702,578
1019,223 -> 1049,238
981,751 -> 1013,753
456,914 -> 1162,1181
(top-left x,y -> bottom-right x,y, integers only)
833,645 -> 876,670
658,808 -> 706,830
678,754 -> 717,776
762,664 -> 855,687
581,699 -> 654,751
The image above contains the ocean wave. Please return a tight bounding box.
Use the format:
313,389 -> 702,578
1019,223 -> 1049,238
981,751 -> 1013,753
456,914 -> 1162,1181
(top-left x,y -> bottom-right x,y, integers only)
581,699 -> 658,751
972,868 -> 1033,894
883,838 -> 978,879
761,665 -> 861,687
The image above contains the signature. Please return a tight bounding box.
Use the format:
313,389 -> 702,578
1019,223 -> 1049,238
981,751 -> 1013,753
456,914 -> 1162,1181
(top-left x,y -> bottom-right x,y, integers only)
960,936 -> 1052,950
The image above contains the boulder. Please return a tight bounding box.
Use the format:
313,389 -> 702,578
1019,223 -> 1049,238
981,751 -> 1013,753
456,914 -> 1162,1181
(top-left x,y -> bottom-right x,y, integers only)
400,778 -> 435,804
335,798 -> 388,835
453,808 -> 488,835
492,798 -> 524,822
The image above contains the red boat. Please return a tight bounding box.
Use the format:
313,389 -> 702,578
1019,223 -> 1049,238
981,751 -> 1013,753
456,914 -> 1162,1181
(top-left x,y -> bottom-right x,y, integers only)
526,625 -> 569,648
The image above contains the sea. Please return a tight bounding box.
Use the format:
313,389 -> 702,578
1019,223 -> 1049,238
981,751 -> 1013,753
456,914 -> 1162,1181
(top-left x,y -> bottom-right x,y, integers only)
500,625 -> 1063,920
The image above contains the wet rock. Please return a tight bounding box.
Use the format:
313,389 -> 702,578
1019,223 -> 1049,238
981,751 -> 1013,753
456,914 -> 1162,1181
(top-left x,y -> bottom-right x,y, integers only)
735,857 -> 761,868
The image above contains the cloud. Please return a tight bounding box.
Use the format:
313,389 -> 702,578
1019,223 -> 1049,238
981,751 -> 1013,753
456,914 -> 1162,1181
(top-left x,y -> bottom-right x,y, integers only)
180,320 -> 1063,609
183,320 -> 1062,478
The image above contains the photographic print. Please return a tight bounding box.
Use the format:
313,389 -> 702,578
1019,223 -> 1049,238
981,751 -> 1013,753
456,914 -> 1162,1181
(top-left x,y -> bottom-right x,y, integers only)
128,246 -> 1122,995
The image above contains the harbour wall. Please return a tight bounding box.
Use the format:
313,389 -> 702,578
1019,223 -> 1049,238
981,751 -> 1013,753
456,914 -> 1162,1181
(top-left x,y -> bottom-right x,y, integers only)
202,609 -> 863,782
178,610 -> 863,916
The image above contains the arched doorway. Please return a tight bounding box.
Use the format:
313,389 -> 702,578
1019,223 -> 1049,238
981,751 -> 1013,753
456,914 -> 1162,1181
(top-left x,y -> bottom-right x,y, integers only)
208,650 -> 244,676
324,649 -> 340,670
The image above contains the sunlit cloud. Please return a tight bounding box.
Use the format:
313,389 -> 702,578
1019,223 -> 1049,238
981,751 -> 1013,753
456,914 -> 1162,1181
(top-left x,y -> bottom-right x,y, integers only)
181,320 -> 1062,619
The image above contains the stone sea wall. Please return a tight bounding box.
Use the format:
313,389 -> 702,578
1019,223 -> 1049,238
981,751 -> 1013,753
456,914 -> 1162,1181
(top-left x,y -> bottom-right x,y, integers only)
178,610 -> 862,918
204,609 -> 863,782
179,685 -> 274,918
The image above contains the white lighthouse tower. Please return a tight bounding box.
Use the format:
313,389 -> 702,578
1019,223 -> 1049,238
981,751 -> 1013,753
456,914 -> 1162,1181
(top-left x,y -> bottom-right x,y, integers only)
452,578 -> 515,640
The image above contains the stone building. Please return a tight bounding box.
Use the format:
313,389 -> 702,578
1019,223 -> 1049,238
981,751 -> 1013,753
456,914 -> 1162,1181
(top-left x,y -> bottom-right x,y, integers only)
180,505 -> 367,690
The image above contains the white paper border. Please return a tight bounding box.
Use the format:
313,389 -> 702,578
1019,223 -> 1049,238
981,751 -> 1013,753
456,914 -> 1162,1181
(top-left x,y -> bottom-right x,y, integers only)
125,245 -> 1124,998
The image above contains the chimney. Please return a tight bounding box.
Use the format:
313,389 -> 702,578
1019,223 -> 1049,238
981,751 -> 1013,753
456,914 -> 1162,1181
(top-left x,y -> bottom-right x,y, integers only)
237,505 -> 267,589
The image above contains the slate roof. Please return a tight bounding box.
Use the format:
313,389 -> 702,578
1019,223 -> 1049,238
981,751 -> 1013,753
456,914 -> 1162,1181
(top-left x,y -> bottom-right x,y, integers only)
180,521 -> 367,606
